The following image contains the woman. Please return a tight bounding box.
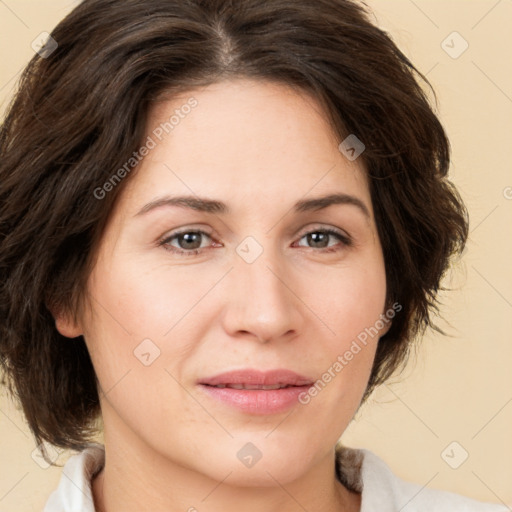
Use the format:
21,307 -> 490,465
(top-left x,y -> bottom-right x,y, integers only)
0,0 -> 507,510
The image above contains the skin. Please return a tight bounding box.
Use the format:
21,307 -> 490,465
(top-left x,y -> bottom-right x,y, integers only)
56,78 -> 389,512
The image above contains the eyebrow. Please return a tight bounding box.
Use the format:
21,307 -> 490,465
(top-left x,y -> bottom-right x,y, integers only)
134,192 -> 370,219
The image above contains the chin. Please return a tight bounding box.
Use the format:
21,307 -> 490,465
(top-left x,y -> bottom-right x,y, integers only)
205,459 -> 309,488
191,436 -> 317,487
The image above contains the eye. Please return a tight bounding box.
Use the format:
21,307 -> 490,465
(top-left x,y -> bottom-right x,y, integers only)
294,228 -> 352,252
159,229 -> 216,256
158,227 -> 352,256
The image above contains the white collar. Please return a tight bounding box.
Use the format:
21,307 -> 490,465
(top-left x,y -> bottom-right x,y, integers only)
43,442 -> 507,512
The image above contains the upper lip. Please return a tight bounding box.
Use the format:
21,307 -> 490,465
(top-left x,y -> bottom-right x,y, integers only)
198,369 -> 314,387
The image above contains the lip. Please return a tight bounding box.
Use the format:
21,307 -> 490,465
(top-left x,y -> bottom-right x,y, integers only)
199,369 -> 313,387
198,369 -> 314,415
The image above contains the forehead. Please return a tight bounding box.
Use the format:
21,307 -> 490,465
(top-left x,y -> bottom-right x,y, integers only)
119,78 -> 371,217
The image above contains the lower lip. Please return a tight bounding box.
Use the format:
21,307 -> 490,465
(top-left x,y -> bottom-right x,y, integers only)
199,384 -> 312,414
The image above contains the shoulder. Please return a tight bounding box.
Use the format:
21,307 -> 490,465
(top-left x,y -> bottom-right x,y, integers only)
43,443 -> 104,512
335,444 -> 508,512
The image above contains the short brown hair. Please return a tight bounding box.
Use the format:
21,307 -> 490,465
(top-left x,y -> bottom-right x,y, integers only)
0,0 -> 468,453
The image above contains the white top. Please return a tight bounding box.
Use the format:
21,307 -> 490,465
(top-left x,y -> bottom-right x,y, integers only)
43,443 -> 508,511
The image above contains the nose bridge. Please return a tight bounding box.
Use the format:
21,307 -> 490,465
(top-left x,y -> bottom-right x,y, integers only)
224,234 -> 301,342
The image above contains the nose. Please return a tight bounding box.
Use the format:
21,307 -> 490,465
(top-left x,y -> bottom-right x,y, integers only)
221,243 -> 304,344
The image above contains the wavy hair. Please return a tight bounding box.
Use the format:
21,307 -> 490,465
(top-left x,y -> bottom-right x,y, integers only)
0,0 -> 468,454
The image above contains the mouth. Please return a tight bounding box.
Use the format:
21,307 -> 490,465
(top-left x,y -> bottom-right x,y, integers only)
198,368 -> 313,387
197,369 -> 314,414
206,383 -> 299,390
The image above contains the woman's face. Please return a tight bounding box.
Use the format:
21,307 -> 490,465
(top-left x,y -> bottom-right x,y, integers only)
58,78 -> 388,485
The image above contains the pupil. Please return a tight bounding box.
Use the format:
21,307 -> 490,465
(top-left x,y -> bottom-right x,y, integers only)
180,233 -> 201,249
308,232 -> 327,248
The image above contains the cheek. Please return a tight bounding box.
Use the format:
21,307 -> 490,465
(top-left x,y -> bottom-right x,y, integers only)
301,257 -> 387,404
81,262 -> 192,445
309,254 -> 387,346
81,250 -> 223,414
86,251 -> 209,353
80,258 -> 171,396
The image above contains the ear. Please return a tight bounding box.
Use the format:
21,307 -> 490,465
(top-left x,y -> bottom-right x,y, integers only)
378,308 -> 394,337
49,303 -> 83,339
379,318 -> 392,337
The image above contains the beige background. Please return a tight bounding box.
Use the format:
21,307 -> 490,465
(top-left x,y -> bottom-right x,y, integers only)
1,0 -> 511,510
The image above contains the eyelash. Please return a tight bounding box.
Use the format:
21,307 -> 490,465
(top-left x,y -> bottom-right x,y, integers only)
158,227 -> 352,257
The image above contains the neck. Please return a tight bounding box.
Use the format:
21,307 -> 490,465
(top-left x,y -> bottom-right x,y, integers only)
92,414 -> 360,512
